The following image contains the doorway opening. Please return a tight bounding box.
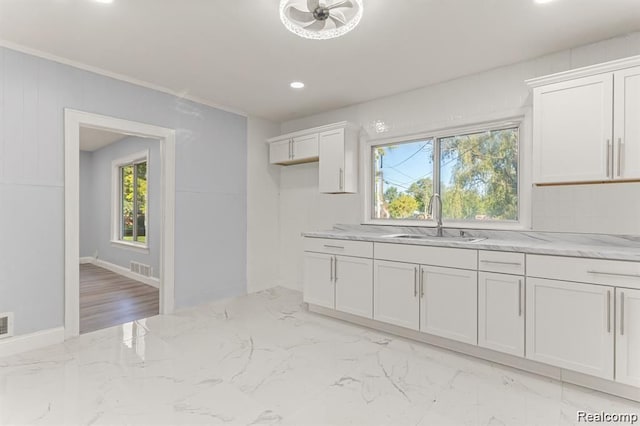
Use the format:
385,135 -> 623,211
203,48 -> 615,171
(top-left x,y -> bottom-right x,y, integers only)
64,110 -> 176,339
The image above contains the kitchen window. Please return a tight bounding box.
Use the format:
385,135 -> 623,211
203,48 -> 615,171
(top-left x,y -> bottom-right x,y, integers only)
112,151 -> 149,248
370,122 -> 522,227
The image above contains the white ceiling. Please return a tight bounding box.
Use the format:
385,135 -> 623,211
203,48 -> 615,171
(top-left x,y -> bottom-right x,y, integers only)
79,127 -> 127,152
1,0 -> 639,121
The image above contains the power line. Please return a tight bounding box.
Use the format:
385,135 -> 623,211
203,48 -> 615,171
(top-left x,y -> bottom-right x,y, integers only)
386,142 -> 430,168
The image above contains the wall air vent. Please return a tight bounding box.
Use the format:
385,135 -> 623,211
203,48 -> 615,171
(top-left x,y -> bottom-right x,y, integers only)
0,313 -> 14,339
130,261 -> 152,278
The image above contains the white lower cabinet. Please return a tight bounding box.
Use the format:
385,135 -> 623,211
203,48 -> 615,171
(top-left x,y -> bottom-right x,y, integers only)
373,260 -> 420,330
303,249 -> 374,319
420,265 -> 478,345
334,256 -> 373,318
526,277 -> 614,380
478,272 -> 525,356
616,287 -> 640,387
303,252 -> 334,309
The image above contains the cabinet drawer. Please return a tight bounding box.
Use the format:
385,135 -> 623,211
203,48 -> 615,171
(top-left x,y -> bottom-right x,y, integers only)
479,251 -> 525,275
374,243 -> 477,270
304,237 -> 373,258
527,254 -> 640,290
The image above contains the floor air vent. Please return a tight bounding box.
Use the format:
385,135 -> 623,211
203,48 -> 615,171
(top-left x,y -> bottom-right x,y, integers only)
130,261 -> 152,278
0,313 -> 14,339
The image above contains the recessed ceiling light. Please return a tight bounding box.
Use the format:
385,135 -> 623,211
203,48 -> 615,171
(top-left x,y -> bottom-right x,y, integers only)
290,81 -> 305,89
534,0 -> 555,4
94,0 -> 114,4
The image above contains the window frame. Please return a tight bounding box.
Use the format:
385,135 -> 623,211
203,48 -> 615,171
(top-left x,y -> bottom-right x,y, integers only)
111,150 -> 150,252
363,116 -> 531,230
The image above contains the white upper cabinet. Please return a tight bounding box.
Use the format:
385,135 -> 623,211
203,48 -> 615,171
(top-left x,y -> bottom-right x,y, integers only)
319,126 -> 359,194
267,121 -> 359,193
528,56 -> 640,184
268,133 -> 318,165
614,66 -> 640,179
532,74 -> 613,183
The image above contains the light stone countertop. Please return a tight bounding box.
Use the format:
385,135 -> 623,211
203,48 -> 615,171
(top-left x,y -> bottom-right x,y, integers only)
302,224 -> 640,262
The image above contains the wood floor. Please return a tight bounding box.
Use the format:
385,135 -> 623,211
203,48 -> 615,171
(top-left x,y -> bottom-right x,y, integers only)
80,264 -> 159,334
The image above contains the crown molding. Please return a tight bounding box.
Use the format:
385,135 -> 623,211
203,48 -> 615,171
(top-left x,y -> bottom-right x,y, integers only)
526,54 -> 640,88
0,39 -> 248,118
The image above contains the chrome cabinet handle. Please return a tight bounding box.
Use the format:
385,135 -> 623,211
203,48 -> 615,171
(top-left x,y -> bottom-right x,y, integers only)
340,168 -> 344,191
518,279 -> 523,317
617,138 -> 623,177
329,256 -> 334,282
480,260 -> 522,266
323,244 -> 345,250
587,270 -> 640,279
414,267 -> 418,297
606,139 -> 611,177
420,269 -> 425,298
607,290 -> 611,333
621,291 -> 625,336
334,256 -> 338,282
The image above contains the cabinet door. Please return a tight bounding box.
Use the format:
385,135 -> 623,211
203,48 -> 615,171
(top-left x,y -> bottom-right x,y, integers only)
303,252 -> 334,309
335,256 -> 373,319
373,260 -> 419,330
478,272 -> 524,356
269,139 -> 291,164
616,288 -> 640,387
526,278 -> 614,379
292,134 -> 319,161
614,66 -> 640,179
319,128 -> 346,193
420,265 -> 477,345
533,74 -> 613,183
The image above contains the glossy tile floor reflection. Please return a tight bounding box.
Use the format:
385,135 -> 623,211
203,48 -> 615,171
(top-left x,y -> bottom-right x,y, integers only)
1,288 -> 638,425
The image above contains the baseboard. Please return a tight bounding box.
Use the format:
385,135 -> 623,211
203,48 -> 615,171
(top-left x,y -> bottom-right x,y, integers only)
308,304 -> 640,403
92,258 -> 160,289
79,256 -> 94,264
0,326 -> 65,358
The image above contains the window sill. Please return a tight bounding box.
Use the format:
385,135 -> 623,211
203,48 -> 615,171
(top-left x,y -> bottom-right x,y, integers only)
110,240 -> 150,253
362,219 -> 530,231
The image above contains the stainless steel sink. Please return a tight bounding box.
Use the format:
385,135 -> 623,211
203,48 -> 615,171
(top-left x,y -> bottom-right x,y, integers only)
381,234 -> 486,243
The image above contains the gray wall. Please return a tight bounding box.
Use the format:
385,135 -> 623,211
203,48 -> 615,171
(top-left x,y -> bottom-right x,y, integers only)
80,136 -> 160,278
0,46 -> 247,336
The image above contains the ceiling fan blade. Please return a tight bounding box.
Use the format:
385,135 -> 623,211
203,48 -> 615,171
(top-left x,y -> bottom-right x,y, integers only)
303,19 -> 327,31
326,0 -> 353,10
287,6 -> 315,23
329,16 -> 346,28
329,10 -> 346,26
307,0 -> 320,11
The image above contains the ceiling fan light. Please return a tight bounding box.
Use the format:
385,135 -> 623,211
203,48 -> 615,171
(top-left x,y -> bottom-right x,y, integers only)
279,0 -> 364,40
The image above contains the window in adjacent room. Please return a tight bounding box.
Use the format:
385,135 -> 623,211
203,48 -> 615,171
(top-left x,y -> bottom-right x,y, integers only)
113,152 -> 148,247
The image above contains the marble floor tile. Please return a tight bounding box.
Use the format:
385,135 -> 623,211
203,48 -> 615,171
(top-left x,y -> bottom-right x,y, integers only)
1,287 -> 638,425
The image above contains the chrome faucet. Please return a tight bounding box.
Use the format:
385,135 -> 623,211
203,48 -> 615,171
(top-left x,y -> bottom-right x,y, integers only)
427,193 -> 443,237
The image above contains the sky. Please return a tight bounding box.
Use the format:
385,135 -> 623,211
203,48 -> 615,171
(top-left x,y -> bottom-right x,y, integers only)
375,139 -> 457,194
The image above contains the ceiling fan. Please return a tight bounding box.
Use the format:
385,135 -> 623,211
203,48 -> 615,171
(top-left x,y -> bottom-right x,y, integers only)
279,0 -> 364,40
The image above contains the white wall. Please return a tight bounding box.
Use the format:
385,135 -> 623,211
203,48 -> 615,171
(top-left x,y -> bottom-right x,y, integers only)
0,46 -> 247,336
246,117 -> 281,293
80,136 -> 160,278
276,32 -> 640,291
